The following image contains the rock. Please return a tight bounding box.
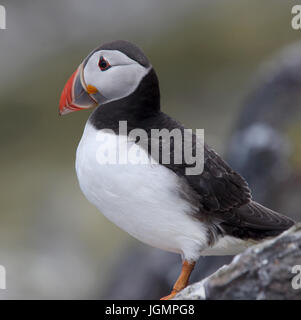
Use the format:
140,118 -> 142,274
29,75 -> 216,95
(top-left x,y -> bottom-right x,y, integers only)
174,223 -> 301,300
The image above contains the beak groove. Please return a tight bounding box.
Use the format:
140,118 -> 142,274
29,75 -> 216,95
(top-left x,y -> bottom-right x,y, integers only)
59,64 -> 98,115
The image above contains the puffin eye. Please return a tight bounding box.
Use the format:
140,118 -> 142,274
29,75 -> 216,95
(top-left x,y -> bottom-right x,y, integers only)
98,56 -> 111,71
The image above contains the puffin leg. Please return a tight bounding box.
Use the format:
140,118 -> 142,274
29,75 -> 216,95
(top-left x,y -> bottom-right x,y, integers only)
160,260 -> 196,300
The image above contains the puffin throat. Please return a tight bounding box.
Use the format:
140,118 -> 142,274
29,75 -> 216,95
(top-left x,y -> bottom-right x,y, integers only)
89,68 -> 161,131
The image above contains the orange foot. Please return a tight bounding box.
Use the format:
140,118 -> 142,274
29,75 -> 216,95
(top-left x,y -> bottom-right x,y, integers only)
159,260 -> 195,300
160,290 -> 179,300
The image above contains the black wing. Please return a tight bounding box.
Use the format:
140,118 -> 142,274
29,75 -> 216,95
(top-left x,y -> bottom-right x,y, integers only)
183,144 -> 252,212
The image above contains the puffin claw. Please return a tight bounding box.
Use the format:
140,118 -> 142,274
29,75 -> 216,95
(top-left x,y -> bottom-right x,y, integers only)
160,290 -> 179,300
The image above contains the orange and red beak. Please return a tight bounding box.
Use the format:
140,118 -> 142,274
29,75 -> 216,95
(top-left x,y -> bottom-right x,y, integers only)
59,64 -> 98,115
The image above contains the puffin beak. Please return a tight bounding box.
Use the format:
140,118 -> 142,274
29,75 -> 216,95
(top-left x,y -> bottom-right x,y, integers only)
59,63 -> 98,115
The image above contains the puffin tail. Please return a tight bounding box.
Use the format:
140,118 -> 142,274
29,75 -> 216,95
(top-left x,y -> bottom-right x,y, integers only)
220,201 -> 295,241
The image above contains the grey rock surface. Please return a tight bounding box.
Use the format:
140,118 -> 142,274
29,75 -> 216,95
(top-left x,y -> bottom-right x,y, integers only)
174,223 -> 301,300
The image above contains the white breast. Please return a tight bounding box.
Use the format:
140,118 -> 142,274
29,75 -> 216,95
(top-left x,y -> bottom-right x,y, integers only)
75,122 -> 209,261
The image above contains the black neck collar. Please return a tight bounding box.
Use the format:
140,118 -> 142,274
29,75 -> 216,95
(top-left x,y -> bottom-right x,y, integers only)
89,68 -> 160,132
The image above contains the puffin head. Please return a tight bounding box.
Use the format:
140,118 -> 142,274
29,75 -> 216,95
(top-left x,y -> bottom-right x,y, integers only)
59,40 -> 151,115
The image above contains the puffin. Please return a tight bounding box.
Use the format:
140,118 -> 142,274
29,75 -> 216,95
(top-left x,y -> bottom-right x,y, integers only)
59,40 -> 295,300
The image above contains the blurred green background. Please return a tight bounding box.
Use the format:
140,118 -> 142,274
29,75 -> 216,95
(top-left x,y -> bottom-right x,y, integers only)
0,0 -> 300,299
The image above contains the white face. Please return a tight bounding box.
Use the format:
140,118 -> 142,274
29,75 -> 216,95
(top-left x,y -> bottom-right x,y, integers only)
83,50 -> 150,103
